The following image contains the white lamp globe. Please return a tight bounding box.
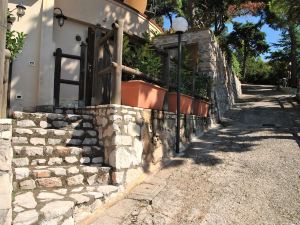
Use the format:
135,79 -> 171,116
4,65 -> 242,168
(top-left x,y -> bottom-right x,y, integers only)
172,17 -> 188,33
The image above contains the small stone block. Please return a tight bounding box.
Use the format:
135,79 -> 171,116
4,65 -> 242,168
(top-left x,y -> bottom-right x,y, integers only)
37,177 -> 62,188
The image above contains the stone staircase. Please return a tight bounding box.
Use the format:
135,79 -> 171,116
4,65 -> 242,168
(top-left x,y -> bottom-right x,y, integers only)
11,111 -> 120,225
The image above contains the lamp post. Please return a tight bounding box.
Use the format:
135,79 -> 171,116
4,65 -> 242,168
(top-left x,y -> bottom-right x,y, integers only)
172,17 -> 188,154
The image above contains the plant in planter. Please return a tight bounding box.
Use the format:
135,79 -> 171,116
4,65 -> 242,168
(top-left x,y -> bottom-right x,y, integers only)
168,48 -> 194,114
193,74 -> 211,117
121,34 -> 167,110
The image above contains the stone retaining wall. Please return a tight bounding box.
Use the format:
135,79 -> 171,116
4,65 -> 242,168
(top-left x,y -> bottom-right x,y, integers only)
0,119 -> 13,225
76,105 -> 207,187
154,30 -> 242,124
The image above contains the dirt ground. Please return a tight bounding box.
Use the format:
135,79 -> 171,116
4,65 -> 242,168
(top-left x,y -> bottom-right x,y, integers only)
91,85 -> 300,225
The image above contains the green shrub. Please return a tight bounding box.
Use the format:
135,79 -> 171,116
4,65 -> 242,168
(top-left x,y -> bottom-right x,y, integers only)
6,30 -> 26,59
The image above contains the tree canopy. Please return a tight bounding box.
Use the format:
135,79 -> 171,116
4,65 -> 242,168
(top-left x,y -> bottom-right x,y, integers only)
227,22 -> 269,79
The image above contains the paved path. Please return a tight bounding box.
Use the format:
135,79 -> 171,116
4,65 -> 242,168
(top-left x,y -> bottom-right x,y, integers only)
90,85 -> 300,225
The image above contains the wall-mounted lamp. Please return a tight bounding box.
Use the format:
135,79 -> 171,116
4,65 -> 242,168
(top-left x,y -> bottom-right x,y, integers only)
7,1 -> 26,30
54,8 -> 67,27
16,2 -> 26,19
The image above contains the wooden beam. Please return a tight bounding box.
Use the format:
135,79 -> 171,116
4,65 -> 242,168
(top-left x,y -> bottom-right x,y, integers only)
0,0 -> 7,118
122,65 -> 166,87
1,50 -> 11,118
111,20 -> 124,105
98,30 -> 114,47
98,64 -> 114,76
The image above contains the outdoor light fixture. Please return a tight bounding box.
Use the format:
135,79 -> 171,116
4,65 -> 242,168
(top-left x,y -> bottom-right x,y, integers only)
6,1 -> 26,30
54,8 -> 67,27
173,17 -> 188,33
16,2 -> 26,19
172,16 -> 188,154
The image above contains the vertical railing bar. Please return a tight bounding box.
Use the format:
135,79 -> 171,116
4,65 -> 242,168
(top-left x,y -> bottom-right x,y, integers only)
163,51 -> 170,111
79,42 -> 86,106
54,48 -> 62,107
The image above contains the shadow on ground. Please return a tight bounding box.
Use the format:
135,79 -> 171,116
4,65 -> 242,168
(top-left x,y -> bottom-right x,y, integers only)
166,84 -> 300,168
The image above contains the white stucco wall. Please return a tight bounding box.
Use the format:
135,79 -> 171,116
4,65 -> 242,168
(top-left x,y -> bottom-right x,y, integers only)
8,0 -> 162,111
8,0 -> 44,112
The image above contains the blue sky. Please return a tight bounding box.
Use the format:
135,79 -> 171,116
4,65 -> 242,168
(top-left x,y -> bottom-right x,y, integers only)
163,15 -> 282,60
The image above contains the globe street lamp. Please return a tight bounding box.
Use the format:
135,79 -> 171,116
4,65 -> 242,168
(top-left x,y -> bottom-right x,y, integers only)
172,17 -> 188,154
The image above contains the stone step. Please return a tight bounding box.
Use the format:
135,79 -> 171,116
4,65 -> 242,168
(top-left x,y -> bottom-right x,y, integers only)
13,145 -> 104,166
13,111 -> 96,130
13,127 -> 98,138
13,111 -> 94,121
13,184 -> 120,225
14,165 -> 111,191
12,134 -> 99,147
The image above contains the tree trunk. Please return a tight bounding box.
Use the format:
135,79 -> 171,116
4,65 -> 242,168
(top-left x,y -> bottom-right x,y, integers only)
242,44 -> 248,80
0,0 -> 8,118
288,24 -> 298,88
187,0 -> 195,27
167,12 -> 173,29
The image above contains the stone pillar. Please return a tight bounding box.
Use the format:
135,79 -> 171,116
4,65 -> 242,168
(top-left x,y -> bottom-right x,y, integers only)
0,119 -> 13,225
37,0 -> 55,111
0,0 -> 7,118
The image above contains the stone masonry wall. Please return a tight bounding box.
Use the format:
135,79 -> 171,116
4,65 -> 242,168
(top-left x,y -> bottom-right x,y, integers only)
0,119 -> 13,225
205,37 -> 242,122
76,105 -> 207,187
11,111 -> 110,192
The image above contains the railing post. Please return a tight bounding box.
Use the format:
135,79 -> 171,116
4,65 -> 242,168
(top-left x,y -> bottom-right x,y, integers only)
163,52 -> 170,111
79,42 -> 87,107
191,69 -> 196,115
1,50 -> 11,118
54,48 -> 62,107
111,20 -> 124,105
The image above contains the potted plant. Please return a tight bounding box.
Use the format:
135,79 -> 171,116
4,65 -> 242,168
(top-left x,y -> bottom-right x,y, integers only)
168,92 -> 193,114
122,80 -> 167,110
121,35 -> 167,110
167,52 -> 194,114
193,74 -> 211,117
7,9 -> 16,31
124,0 -> 148,14
194,98 -> 210,117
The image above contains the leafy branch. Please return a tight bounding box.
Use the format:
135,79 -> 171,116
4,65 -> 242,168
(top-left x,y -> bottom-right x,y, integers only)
6,30 -> 26,60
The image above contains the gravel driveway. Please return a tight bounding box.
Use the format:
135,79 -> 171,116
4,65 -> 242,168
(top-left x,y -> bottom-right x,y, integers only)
91,84 -> 300,225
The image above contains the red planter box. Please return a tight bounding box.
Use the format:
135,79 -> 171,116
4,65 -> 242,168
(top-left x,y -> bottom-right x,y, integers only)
194,99 -> 210,117
168,92 -> 193,114
121,80 -> 167,110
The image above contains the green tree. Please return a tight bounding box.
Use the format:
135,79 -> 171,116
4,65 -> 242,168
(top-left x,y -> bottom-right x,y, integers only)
266,29 -> 300,85
245,56 -> 272,84
146,0 -> 184,28
185,0 -> 266,35
147,0 -> 266,35
264,0 -> 300,87
227,22 -> 269,79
